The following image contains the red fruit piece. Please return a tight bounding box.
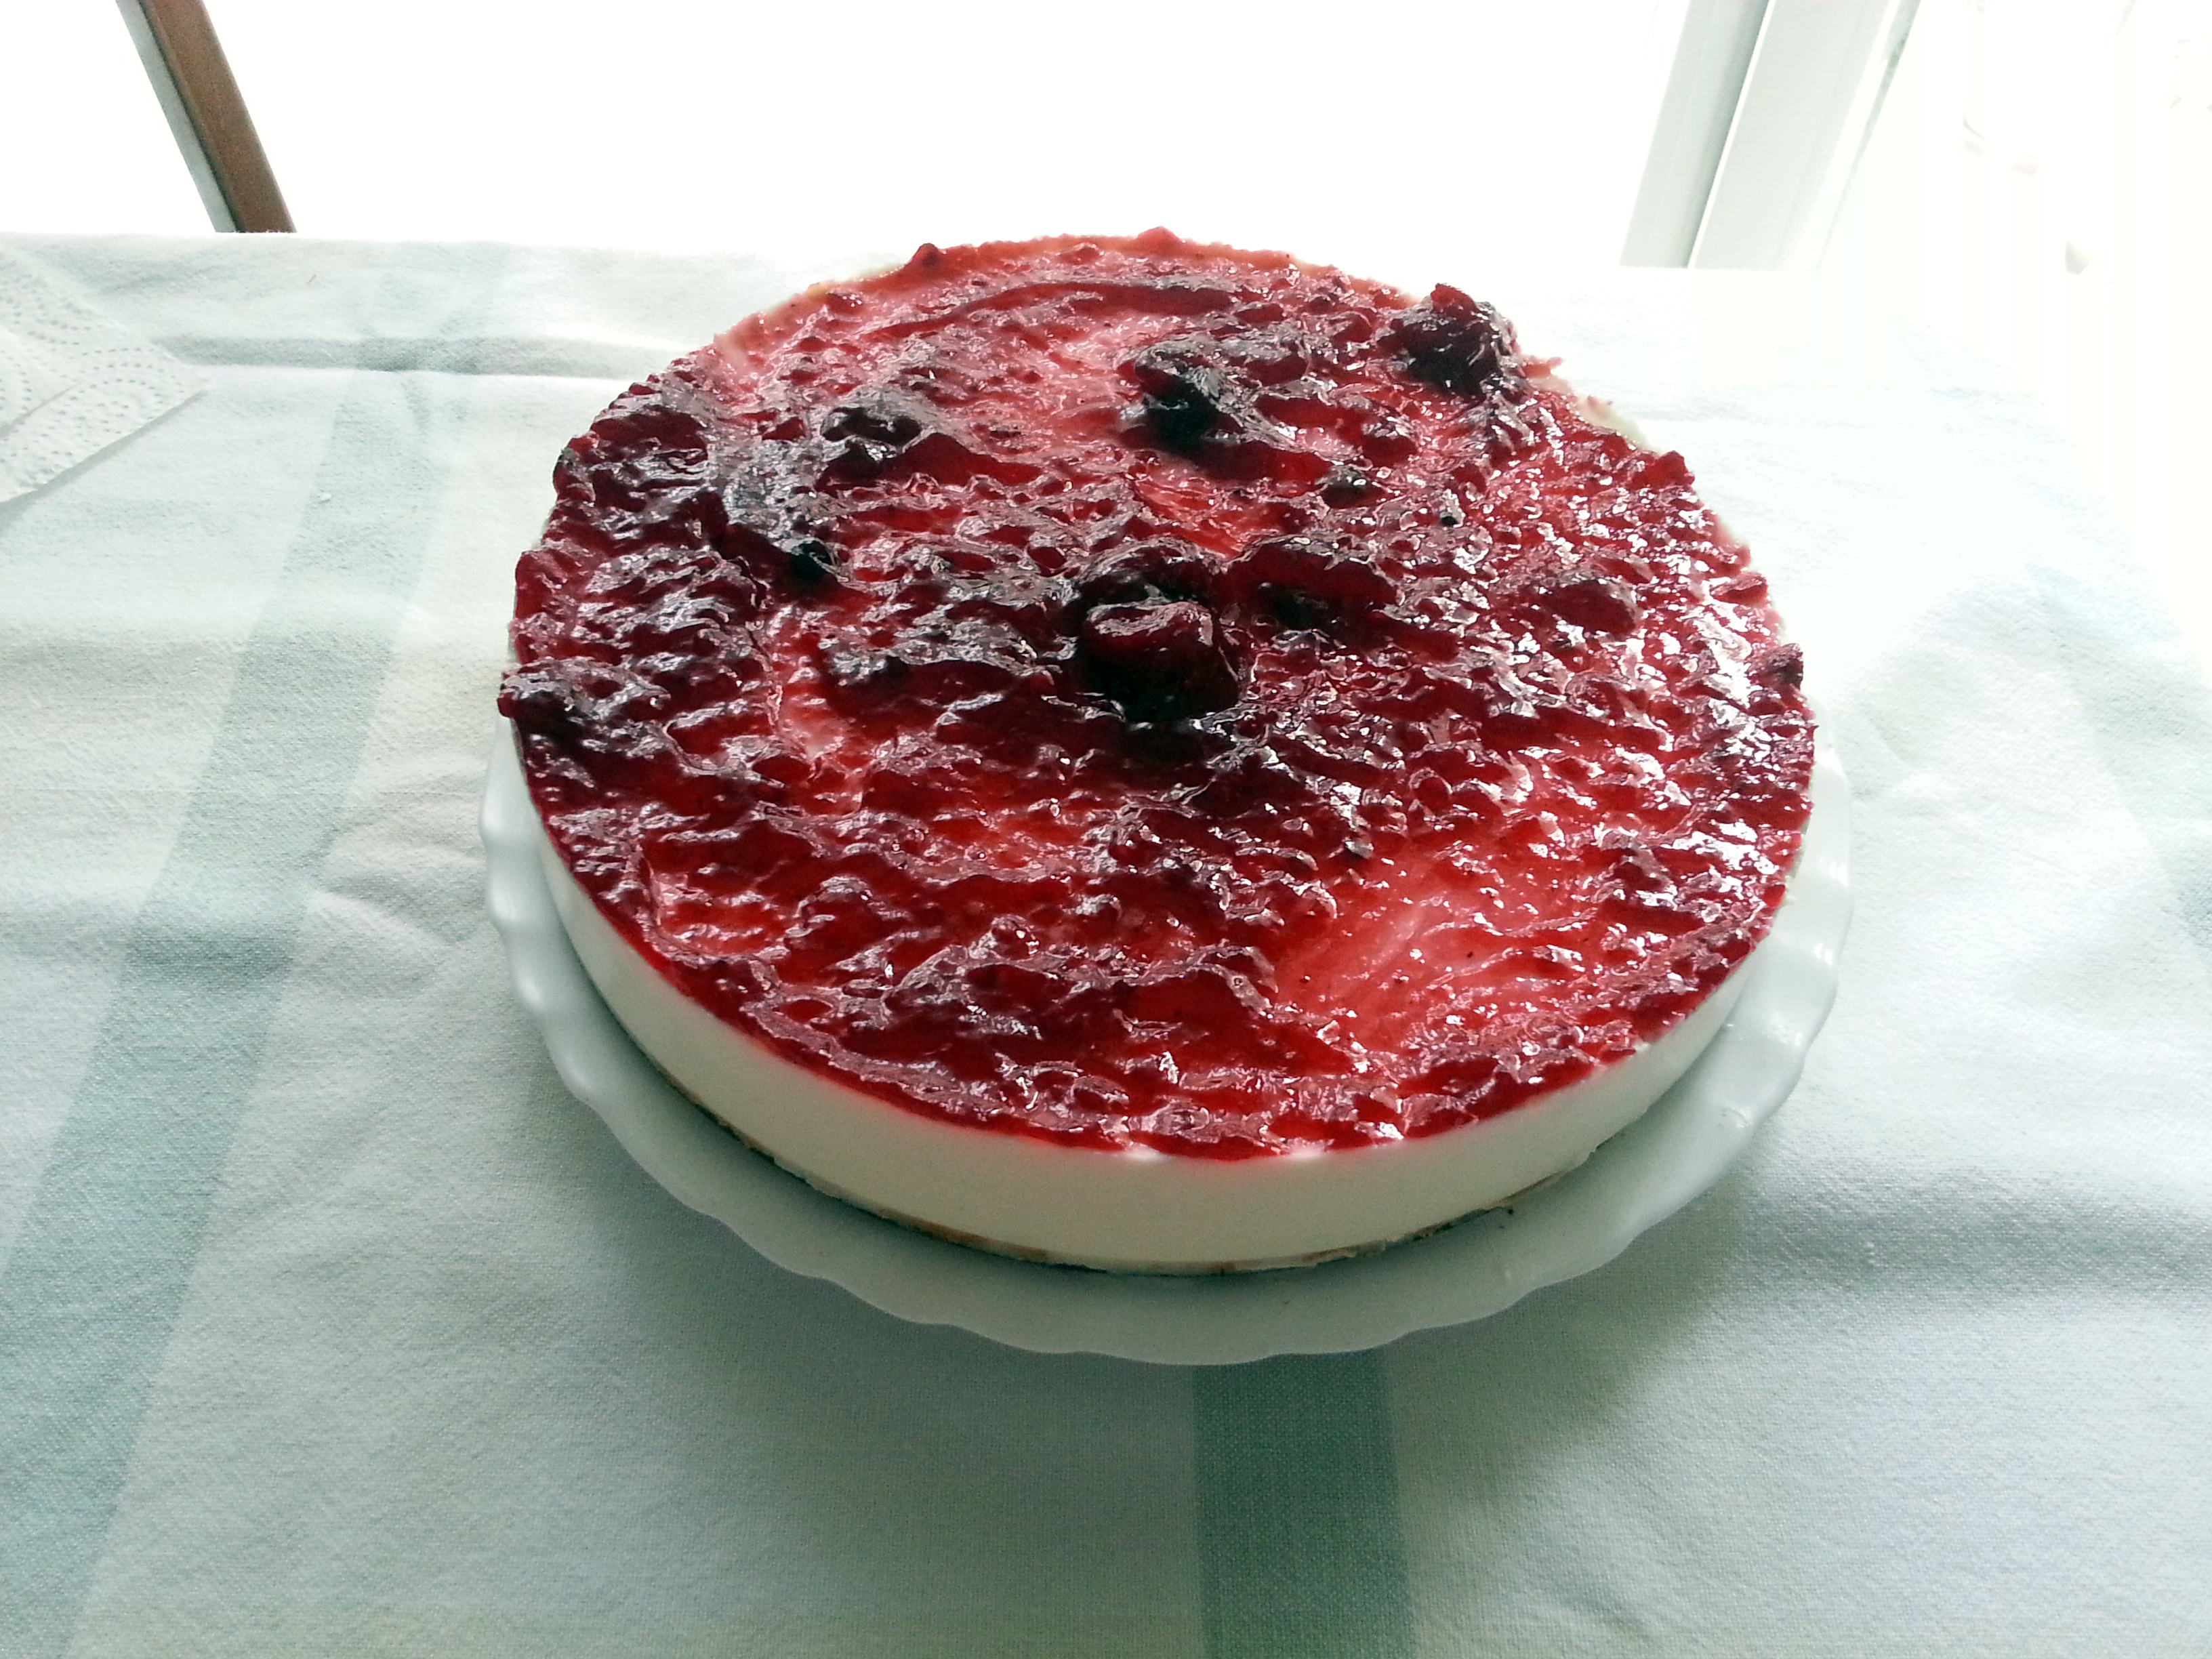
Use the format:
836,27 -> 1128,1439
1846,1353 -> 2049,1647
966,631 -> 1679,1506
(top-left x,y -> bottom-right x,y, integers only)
1078,600 -> 1240,722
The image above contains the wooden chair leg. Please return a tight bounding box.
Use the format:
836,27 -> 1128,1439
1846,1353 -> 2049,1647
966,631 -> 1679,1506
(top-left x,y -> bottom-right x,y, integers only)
116,0 -> 293,233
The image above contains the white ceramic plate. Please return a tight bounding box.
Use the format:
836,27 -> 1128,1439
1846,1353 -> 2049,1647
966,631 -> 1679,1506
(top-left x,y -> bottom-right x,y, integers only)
484,733 -> 1849,1366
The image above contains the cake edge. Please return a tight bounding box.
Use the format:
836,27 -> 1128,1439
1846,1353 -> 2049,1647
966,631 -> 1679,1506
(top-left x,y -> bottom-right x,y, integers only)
534,809 -> 1756,1273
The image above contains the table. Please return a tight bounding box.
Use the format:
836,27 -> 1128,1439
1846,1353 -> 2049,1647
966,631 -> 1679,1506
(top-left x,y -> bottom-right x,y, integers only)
3,232 -> 2207,1657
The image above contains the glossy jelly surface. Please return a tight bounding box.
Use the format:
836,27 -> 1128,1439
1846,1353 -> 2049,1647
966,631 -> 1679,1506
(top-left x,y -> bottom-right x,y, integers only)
502,232 -> 1813,1159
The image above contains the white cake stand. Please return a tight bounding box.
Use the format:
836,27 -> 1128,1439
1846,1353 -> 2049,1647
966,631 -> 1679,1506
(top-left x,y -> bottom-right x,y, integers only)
484,733 -> 1849,1366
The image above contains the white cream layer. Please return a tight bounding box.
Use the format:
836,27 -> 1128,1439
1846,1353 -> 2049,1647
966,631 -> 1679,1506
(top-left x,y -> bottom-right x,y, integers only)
537,827 -> 1748,1273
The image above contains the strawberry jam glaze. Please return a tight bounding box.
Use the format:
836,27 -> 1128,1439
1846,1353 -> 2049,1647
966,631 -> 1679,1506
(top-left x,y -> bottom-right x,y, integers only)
502,232 -> 1813,1163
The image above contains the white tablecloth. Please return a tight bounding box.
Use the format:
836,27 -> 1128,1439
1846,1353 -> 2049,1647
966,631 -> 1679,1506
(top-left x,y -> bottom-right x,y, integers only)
1,232 -> 2207,1657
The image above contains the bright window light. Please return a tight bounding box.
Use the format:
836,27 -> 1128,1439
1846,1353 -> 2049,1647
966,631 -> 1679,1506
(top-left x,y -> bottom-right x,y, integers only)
0,1 -> 207,236
192,0 -> 1685,273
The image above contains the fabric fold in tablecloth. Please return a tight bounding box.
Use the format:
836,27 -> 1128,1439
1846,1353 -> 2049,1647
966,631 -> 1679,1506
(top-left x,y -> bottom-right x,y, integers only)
1,232 -> 2207,1658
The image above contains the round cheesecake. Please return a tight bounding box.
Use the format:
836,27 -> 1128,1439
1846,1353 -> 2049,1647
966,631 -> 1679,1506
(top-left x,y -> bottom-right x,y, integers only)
500,232 -> 1815,1272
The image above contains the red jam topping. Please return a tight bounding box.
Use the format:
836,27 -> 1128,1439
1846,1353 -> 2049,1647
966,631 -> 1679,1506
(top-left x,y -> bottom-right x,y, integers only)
502,232 -> 1813,1158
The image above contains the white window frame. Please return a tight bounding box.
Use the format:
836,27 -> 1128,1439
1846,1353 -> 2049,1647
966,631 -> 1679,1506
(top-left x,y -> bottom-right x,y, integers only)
1624,0 -> 1923,268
